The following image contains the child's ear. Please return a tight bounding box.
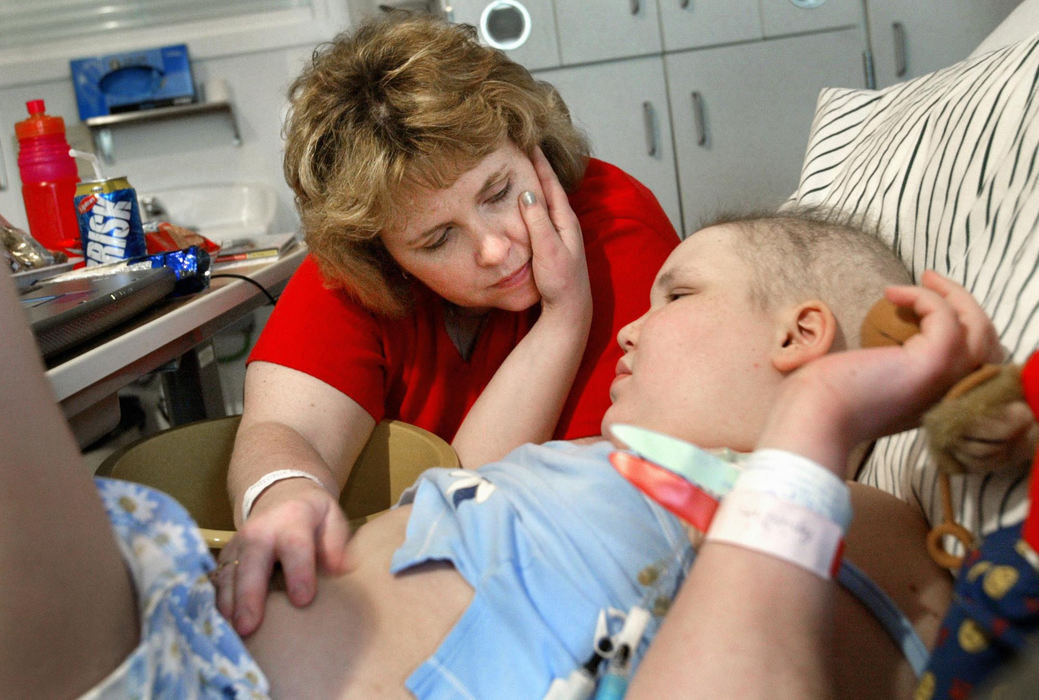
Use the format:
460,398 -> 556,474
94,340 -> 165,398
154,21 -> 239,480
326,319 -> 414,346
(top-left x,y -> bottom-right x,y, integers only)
771,300 -> 838,373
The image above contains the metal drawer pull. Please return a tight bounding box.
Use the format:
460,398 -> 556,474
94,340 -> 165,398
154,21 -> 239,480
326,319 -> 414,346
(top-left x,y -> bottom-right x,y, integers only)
0,139 -> 7,191
893,22 -> 907,77
630,0 -> 640,15
691,91 -> 706,147
643,101 -> 658,157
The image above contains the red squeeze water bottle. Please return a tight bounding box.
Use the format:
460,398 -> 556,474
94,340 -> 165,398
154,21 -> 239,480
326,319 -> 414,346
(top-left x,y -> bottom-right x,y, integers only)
15,99 -> 80,256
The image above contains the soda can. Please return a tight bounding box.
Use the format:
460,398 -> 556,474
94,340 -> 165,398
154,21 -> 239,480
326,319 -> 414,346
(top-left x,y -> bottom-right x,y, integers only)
74,176 -> 147,266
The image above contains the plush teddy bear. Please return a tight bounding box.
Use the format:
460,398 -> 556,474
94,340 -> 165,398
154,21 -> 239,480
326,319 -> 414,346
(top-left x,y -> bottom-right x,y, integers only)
861,297 -> 1039,568
862,298 -> 1039,695
910,352 -> 1039,699
921,361 -> 1038,567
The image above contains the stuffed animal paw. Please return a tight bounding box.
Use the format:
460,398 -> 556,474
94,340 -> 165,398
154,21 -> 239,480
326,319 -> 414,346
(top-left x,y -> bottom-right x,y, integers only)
923,364 -> 1038,476
862,297 -> 1036,477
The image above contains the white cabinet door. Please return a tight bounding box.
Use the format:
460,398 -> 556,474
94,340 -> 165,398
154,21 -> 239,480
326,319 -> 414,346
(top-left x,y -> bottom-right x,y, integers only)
657,0 -> 761,52
759,0 -> 863,38
865,0 -> 1020,87
666,28 -> 862,235
554,0 -> 662,65
449,0 -> 562,71
538,56 -> 682,233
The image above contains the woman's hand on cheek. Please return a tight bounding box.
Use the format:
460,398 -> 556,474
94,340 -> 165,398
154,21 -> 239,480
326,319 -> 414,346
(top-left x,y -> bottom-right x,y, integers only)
521,147 -> 592,324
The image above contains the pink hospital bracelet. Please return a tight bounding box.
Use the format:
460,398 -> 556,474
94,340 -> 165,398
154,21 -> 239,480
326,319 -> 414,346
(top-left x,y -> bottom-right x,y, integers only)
706,488 -> 846,580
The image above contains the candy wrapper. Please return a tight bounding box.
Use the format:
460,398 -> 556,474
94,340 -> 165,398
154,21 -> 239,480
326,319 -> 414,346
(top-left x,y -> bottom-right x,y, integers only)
144,221 -> 220,256
48,245 -> 212,297
1,211 -> 65,272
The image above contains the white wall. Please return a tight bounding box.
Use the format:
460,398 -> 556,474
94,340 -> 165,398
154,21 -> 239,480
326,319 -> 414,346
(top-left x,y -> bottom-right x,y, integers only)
0,20 -> 357,237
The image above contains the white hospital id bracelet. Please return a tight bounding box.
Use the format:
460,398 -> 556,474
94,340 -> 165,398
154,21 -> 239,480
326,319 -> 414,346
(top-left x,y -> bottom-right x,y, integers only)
706,488 -> 845,580
241,469 -> 325,521
737,448 -> 852,530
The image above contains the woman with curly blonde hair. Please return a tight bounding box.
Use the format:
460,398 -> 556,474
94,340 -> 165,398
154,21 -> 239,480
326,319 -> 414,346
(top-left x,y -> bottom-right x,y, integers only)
223,12 -> 678,635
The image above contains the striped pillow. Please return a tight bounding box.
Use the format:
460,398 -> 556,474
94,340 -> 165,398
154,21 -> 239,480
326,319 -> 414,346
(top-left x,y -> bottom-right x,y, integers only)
785,34 -> 1039,555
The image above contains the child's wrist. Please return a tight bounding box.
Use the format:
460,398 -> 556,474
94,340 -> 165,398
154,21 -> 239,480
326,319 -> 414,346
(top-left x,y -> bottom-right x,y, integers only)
759,374 -> 858,476
757,420 -> 851,479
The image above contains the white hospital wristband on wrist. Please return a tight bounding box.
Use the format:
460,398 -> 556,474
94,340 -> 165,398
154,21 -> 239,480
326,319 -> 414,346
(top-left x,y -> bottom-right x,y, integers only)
706,488 -> 846,580
241,469 -> 325,521
737,448 -> 853,530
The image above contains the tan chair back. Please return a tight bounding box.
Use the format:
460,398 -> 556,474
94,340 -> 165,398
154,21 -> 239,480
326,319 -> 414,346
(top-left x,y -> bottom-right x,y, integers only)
95,417 -> 459,548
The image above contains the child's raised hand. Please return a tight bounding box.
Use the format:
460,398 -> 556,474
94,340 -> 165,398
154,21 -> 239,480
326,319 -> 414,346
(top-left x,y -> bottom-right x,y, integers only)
890,270 -> 1004,365
758,272 -> 999,475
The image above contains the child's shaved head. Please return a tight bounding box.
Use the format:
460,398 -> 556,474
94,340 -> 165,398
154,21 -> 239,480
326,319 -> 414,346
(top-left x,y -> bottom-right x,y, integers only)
702,209 -> 911,350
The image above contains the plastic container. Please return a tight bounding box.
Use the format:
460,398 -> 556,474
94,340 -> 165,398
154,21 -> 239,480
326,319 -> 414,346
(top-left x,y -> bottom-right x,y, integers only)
15,99 -> 81,257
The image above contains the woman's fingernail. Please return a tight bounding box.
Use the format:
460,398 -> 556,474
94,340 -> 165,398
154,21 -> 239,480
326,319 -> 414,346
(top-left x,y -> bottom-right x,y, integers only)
521,191 -> 536,206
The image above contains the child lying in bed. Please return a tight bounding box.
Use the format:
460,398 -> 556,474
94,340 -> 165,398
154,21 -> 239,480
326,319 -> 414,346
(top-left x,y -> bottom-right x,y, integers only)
0,210 -> 1000,699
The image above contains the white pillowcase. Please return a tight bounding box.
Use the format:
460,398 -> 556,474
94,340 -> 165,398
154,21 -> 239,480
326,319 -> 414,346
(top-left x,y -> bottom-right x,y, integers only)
971,0 -> 1039,56
785,33 -> 1039,554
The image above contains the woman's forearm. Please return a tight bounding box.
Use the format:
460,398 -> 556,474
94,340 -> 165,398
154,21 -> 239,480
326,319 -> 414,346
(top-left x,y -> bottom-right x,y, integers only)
227,420 -> 345,524
452,302 -> 592,468
227,363 -> 376,524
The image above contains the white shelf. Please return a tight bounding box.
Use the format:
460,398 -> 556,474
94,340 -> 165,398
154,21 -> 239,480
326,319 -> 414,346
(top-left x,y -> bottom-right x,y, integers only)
85,100 -> 242,163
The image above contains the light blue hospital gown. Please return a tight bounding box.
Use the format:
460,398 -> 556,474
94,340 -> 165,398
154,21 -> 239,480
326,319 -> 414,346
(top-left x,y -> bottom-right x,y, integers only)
84,440 -> 689,699
83,478 -> 270,699
391,440 -> 693,700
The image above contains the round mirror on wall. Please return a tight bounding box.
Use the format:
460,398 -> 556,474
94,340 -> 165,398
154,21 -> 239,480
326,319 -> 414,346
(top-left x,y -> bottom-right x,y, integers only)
479,0 -> 531,50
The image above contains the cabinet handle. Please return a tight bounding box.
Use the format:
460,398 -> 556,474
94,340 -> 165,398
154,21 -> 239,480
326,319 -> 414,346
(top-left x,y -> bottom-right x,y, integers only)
630,0 -> 640,15
679,0 -> 690,7
0,138 -> 7,191
862,49 -> 876,90
892,22 -> 907,77
691,91 -> 707,147
642,101 -> 658,157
